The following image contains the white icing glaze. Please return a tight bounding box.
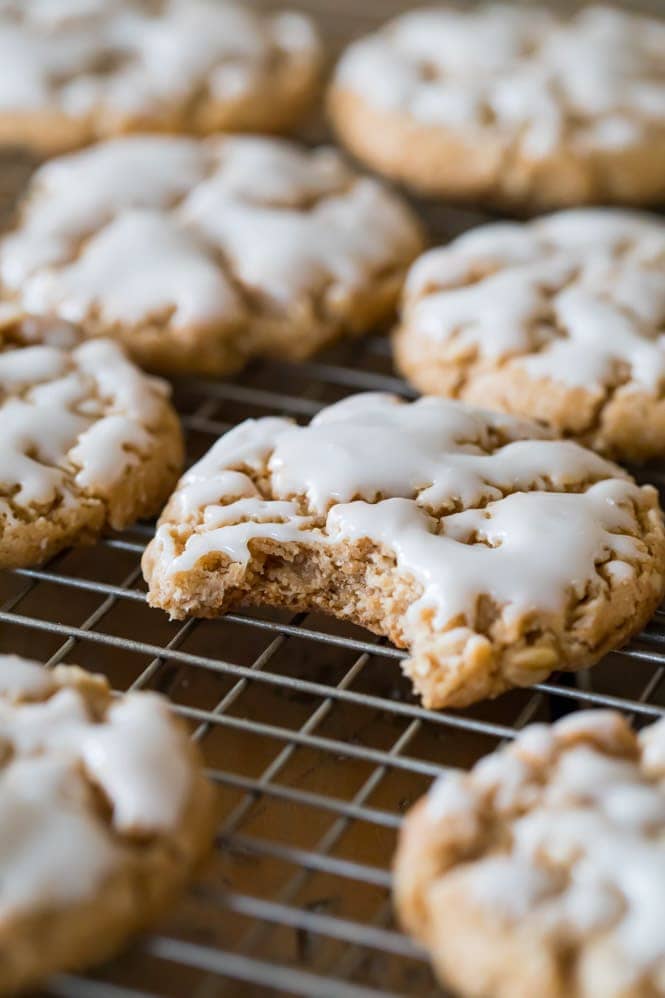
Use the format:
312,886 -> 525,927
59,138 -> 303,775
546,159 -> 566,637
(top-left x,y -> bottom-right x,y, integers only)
0,1 -> 319,115
77,693 -> 192,831
1,135 -> 422,328
1,136 -> 208,286
335,4 -> 665,157
466,854 -> 559,920
0,654 -> 55,697
23,210 -> 243,327
0,334 -> 168,512
512,723 -> 556,765
472,750 -> 534,813
553,709 -> 632,747
0,656 -> 194,917
327,484 -> 639,629
426,771 -> 477,823
513,803 -> 665,973
152,394 -> 646,633
404,209 -> 665,392
0,754 -> 122,916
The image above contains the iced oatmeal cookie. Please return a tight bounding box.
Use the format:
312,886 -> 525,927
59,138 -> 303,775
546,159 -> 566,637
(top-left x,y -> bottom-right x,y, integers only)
395,209 -> 665,463
142,393 -> 665,709
0,0 -> 321,153
329,5 -> 665,209
0,134 -> 423,375
0,654 -> 216,994
0,315 -> 183,569
395,709 -> 665,998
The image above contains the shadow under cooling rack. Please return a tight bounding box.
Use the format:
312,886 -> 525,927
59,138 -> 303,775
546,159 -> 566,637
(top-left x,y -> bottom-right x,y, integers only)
2,333 -> 665,998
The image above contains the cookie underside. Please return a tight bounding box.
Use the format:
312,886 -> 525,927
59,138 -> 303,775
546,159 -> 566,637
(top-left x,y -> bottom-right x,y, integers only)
329,88 -> 665,210
145,516 -> 665,709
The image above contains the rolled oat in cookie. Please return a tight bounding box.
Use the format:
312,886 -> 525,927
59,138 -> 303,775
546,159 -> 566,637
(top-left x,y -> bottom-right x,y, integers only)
0,134 -> 423,375
0,654 -> 216,994
329,4 -> 665,209
142,393 -> 665,709
0,0 -> 321,153
0,314 -> 183,569
395,209 -> 665,463
395,709 -> 665,998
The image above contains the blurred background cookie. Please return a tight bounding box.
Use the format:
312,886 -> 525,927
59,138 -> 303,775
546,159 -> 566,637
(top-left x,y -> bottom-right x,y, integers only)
0,0 -> 322,153
395,710 -> 665,998
329,5 -> 665,209
395,209 -> 665,463
0,655 -> 216,993
0,315 -> 183,569
0,134 -> 423,375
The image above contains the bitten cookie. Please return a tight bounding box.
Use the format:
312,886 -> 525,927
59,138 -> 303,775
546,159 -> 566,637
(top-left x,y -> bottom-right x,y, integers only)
395,710 -> 665,998
142,393 -> 665,710
0,315 -> 183,569
329,5 -> 665,209
395,209 -> 665,464
0,134 -> 424,375
0,0 -> 321,153
0,654 -> 216,994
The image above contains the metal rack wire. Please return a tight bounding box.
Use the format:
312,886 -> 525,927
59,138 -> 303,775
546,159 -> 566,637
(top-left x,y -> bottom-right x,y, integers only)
1,2 -> 665,996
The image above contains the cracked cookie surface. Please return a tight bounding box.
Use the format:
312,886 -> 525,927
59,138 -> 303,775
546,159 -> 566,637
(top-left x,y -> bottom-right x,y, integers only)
395,209 -> 665,463
0,654 -> 216,994
329,4 -> 665,209
0,316 -> 183,569
395,709 -> 665,998
0,0 -> 321,153
0,134 -> 423,375
142,393 -> 665,709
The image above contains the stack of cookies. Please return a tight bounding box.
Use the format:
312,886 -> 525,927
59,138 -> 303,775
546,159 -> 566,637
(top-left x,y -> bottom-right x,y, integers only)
0,1 -> 664,994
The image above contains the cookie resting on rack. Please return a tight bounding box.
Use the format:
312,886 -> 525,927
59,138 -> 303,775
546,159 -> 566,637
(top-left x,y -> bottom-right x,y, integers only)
395,209 -> 665,464
0,654 -> 216,994
0,0 -> 321,154
0,134 -> 424,375
328,4 -> 665,209
141,393 -> 665,710
395,710 -> 665,998
0,316 -> 183,570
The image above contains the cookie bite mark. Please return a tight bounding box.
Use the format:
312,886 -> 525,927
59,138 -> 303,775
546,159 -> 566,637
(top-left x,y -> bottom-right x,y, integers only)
0,655 -> 216,994
395,710 -> 665,998
0,316 -> 183,569
142,393 -> 665,710
328,5 -> 665,209
395,209 -> 665,463
0,0 -> 322,154
0,135 -> 423,375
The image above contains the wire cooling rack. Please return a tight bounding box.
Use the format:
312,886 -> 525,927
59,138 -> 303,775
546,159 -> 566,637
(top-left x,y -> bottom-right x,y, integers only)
2,1 -> 665,996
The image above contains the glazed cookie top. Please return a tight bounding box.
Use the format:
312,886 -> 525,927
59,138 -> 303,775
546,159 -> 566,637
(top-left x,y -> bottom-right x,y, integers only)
413,709 -> 665,990
0,319 -> 172,522
149,393 -> 653,633
0,134 -> 423,332
403,209 -> 665,394
0,655 -> 199,916
0,0 -> 319,122
333,5 -> 665,158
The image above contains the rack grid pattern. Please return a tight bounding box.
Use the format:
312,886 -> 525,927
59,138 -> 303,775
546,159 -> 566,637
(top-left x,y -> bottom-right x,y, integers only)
3,334 -> 665,998
2,2 -> 665,996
